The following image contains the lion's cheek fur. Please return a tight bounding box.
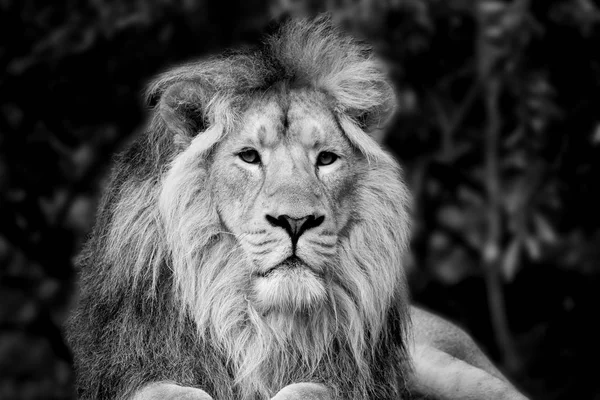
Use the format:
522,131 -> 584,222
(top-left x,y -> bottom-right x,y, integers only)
210,165 -> 257,232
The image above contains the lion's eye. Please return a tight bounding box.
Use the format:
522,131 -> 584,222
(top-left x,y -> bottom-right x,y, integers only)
317,151 -> 338,166
238,149 -> 261,164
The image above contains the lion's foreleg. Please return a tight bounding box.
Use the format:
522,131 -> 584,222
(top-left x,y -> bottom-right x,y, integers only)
131,382 -> 214,400
408,344 -> 529,400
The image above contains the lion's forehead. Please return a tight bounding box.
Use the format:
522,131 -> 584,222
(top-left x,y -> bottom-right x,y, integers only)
238,90 -> 344,150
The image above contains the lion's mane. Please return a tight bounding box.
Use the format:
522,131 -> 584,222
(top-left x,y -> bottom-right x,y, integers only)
68,16 -> 412,400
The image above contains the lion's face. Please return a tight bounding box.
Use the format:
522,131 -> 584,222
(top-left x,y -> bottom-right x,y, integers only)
210,89 -> 359,313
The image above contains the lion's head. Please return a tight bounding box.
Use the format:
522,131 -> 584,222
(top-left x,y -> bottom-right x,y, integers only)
99,16 -> 411,400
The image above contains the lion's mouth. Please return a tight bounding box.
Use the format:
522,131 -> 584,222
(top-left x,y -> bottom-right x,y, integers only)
259,256 -> 313,277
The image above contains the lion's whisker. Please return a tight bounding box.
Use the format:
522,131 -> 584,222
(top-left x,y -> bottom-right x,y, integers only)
244,239 -> 278,247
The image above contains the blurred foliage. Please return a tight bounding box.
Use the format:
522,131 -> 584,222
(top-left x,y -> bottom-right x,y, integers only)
1,0 -> 600,399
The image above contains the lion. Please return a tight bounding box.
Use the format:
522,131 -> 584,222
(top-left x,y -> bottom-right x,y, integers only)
67,16 -> 529,400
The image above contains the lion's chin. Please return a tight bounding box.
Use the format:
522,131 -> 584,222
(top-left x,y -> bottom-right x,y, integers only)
252,259 -> 326,313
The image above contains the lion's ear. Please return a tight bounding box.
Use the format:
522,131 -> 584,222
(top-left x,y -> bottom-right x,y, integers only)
158,81 -> 209,138
347,79 -> 397,134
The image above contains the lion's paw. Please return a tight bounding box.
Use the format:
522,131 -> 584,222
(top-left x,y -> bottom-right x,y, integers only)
271,383 -> 332,400
132,383 -> 213,400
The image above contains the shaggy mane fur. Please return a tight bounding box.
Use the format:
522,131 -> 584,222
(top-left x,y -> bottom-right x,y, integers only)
68,15 -> 411,400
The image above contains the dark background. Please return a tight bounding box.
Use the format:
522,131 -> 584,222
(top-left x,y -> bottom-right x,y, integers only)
1,0 -> 600,399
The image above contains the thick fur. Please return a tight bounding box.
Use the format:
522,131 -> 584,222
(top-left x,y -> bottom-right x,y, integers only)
68,16 -> 412,400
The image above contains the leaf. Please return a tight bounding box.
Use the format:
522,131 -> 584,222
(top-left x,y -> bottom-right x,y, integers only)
438,205 -> 465,230
534,213 -> 558,244
525,236 -> 542,260
592,123 -> 600,145
502,238 -> 522,280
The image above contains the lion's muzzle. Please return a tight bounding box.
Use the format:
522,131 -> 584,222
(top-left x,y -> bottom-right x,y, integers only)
248,211 -> 332,313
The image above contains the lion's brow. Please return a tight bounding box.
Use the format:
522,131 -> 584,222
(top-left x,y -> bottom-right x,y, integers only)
256,125 -> 268,147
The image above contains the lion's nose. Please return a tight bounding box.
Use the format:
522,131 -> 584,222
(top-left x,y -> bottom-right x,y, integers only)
266,214 -> 325,247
